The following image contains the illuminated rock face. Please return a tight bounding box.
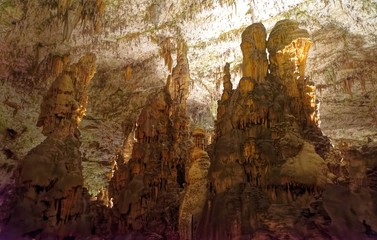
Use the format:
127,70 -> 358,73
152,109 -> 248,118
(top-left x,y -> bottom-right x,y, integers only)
267,19 -> 316,127
37,53 -> 97,138
2,53 -> 96,239
241,22 -> 268,82
197,20 -> 336,239
108,45 -> 192,238
109,89 -> 179,236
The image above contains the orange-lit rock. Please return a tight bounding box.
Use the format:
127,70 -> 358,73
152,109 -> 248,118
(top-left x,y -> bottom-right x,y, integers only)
241,23 -> 268,82
267,20 -> 314,127
109,43 -> 193,237
220,62 -> 233,102
192,128 -> 206,151
3,53 -> 96,239
197,20 -> 338,239
37,53 -> 96,138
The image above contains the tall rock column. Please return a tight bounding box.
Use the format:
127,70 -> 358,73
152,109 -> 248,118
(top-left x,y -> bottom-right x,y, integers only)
217,63 -> 233,123
109,41 -> 192,239
171,41 -> 190,112
197,21 -> 331,239
171,40 -> 192,178
3,53 -> 96,239
241,23 -> 268,83
267,19 -> 313,126
179,128 -> 210,240
109,89 -> 175,236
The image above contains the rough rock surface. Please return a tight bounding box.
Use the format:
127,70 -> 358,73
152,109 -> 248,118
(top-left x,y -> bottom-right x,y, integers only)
196,20 -> 349,240
1,53 -> 96,238
104,45 -> 193,238
179,128 -> 211,240
0,0 -> 376,239
1,0 -> 376,198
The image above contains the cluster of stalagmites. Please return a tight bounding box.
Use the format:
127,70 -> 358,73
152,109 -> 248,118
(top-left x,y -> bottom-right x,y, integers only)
103,41 -> 194,239
2,53 -> 96,239
196,19 -> 345,239
3,20 -> 361,240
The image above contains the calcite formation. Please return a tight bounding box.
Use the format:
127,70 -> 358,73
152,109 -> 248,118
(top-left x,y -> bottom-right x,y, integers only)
241,23 -> 268,82
2,53 -> 96,239
267,20 -> 315,127
108,42 -> 192,238
171,41 -> 190,112
197,20 -> 338,239
37,53 -> 96,138
321,142 -> 377,240
109,89 -> 179,237
179,128 -> 210,240
1,10 -> 374,238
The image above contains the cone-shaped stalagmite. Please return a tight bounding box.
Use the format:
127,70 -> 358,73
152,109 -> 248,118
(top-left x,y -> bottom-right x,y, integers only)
4,53 -> 96,239
241,23 -> 268,82
197,20 -> 332,239
109,41 -> 192,238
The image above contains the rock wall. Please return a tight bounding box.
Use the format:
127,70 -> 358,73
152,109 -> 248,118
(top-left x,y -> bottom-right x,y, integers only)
307,24 -> 377,143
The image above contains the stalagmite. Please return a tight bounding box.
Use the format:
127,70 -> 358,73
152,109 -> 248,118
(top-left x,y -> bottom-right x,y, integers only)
197,20 -> 333,240
220,62 -> 233,102
179,129 -> 210,240
109,41 -> 193,238
4,53 -> 96,239
171,41 -> 190,112
241,23 -> 268,82
267,20 -> 314,126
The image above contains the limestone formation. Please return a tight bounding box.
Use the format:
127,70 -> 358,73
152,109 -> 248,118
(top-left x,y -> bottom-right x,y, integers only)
179,128 -> 210,240
108,44 -> 193,238
2,53 -> 96,239
171,41 -> 190,112
267,19 -> 314,126
1,0 -> 377,238
241,23 -> 268,82
37,53 -> 97,138
197,20 -> 338,239
192,128 -> 206,150
220,62 -> 233,102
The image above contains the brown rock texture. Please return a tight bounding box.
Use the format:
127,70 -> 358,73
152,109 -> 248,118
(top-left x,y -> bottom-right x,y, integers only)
197,20 -> 337,239
0,1 -> 376,238
1,53 -> 96,239
107,43 -> 192,238
179,128 -> 211,240
37,53 -> 96,138
321,142 -> 377,240
109,89 -> 179,237
241,22 -> 268,82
